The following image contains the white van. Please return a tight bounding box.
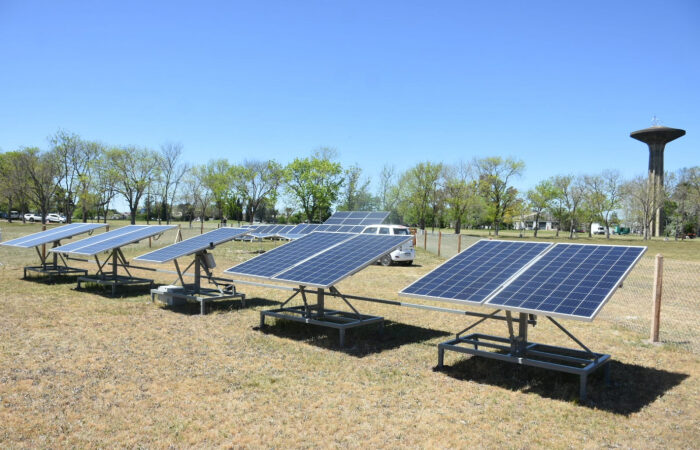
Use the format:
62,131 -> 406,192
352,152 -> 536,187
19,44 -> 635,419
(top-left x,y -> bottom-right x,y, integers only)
361,224 -> 415,266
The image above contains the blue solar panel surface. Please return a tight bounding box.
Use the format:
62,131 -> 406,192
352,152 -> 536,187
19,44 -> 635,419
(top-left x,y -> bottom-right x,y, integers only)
484,243 -> 646,320
272,234 -> 411,287
51,225 -> 175,256
323,211 -> 389,225
134,228 -> 248,263
400,240 -> 552,304
1,223 -> 106,248
224,232 -> 356,279
51,225 -> 147,253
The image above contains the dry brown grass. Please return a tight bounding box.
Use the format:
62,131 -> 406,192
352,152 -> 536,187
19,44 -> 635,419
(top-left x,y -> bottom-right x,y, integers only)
1,222 -> 699,447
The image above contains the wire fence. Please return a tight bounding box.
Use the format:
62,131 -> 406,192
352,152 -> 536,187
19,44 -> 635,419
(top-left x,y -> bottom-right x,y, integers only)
417,230 -> 700,354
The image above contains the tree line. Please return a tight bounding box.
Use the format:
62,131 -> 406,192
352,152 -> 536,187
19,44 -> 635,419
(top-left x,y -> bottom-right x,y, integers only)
0,130 -> 697,240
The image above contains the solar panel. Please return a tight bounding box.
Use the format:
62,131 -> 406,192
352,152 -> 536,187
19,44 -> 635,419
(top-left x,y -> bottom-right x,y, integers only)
51,225 -> 176,256
400,240 -> 552,305
1,223 -> 106,248
323,211 -> 389,226
485,243 -> 646,321
134,227 -> 248,263
224,232 -> 356,279
272,234 -> 411,288
50,225 -> 147,253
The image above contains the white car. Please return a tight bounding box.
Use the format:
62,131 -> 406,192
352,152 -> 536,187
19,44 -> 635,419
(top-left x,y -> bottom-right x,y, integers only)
46,213 -> 67,223
361,224 -> 415,266
24,213 -> 43,222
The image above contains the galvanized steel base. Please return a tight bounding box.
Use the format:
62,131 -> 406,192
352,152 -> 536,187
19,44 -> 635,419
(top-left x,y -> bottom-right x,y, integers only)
77,274 -> 154,296
437,313 -> 610,401
259,287 -> 383,347
150,287 -> 245,315
24,265 -> 88,280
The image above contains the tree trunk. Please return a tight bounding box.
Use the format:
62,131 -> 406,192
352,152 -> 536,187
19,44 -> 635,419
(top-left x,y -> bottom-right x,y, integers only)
455,217 -> 462,234
130,206 -> 137,225
533,212 -> 540,237
493,220 -> 500,236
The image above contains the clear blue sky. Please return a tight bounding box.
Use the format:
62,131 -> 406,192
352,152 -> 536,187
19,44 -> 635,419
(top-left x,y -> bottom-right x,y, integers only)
1,0 -> 698,204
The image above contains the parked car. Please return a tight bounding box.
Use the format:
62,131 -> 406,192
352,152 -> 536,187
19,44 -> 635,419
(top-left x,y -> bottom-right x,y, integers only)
10,211 -> 20,220
46,213 -> 67,223
24,212 -> 43,222
361,224 -> 415,266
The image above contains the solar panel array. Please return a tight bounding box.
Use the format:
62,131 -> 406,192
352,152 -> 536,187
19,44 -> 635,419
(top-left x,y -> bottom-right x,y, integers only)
225,231 -> 411,287
0,223 -> 106,248
134,227 -> 249,263
400,240 -> 551,305
399,240 -> 646,321
324,211 -> 389,225
485,244 -> 646,320
241,223 -> 367,240
51,225 -> 176,256
224,232 -> 356,279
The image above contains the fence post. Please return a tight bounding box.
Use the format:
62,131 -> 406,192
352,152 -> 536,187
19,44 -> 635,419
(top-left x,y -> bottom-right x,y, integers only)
437,231 -> 442,257
148,236 -> 152,248
458,234 -> 462,253
423,230 -> 427,250
650,254 -> 663,342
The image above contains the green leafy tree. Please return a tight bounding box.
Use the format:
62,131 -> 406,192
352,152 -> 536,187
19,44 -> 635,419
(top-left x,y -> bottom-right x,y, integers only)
526,179 -> 557,237
17,147 -> 61,223
396,161 -> 444,230
476,157 -> 524,236
338,164 -> 376,212
284,152 -> 344,223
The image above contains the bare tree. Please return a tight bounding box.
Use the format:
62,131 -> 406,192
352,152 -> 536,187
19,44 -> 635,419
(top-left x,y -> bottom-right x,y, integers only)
17,147 -> 61,223
443,161 -> 479,234
159,142 -> 190,224
585,170 -> 623,239
233,159 -> 284,223
107,146 -> 159,224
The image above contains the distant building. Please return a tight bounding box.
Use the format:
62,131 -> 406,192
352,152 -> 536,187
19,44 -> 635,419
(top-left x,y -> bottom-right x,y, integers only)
513,213 -> 559,231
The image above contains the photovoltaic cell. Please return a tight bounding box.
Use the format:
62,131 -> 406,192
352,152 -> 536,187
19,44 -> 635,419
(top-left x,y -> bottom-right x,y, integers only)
1,223 -> 106,248
272,234 -> 411,288
485,243 -> 646,321
400,240 -> 552,305
134,227 -> 248,263
224,232 -> 356,279
51,225 -> 175,256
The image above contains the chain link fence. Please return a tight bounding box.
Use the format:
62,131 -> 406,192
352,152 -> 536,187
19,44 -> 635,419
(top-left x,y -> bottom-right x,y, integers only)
417,230 -> 700,354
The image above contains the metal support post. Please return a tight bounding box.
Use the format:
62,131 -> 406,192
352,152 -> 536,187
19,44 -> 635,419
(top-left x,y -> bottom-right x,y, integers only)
317,288 -> 324,318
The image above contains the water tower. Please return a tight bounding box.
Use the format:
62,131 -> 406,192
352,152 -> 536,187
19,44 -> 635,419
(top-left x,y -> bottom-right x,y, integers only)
630,123 -> 685,237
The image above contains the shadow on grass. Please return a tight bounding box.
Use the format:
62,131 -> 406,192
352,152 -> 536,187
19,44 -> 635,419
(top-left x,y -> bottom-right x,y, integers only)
22,274 -> 82,285
164,296 -> 279,315
256,319 -> 450,358
437,356 -> 688,414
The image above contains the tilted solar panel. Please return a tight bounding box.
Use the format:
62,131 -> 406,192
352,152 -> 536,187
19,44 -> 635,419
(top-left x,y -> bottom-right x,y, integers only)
224,232 -> 356,279
1,223 -> 106,248
50,225 -> 147,253
485,243 -> 646,321
400,240 -> 552,305
134,227 -> 248,263
51,225 -> 176,256
272,234 -> 411,288
323,211 -> 388,225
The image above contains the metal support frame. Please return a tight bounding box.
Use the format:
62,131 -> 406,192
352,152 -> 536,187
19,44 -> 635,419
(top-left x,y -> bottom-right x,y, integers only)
77,248 -> 154,296
150,250 -> 245,315
436,312 -> 610,401
259,285 -> 384,347
23,240 -> 88,280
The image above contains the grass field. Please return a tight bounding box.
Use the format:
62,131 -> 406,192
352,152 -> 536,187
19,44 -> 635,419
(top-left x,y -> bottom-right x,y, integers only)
1,221 -> 699,447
